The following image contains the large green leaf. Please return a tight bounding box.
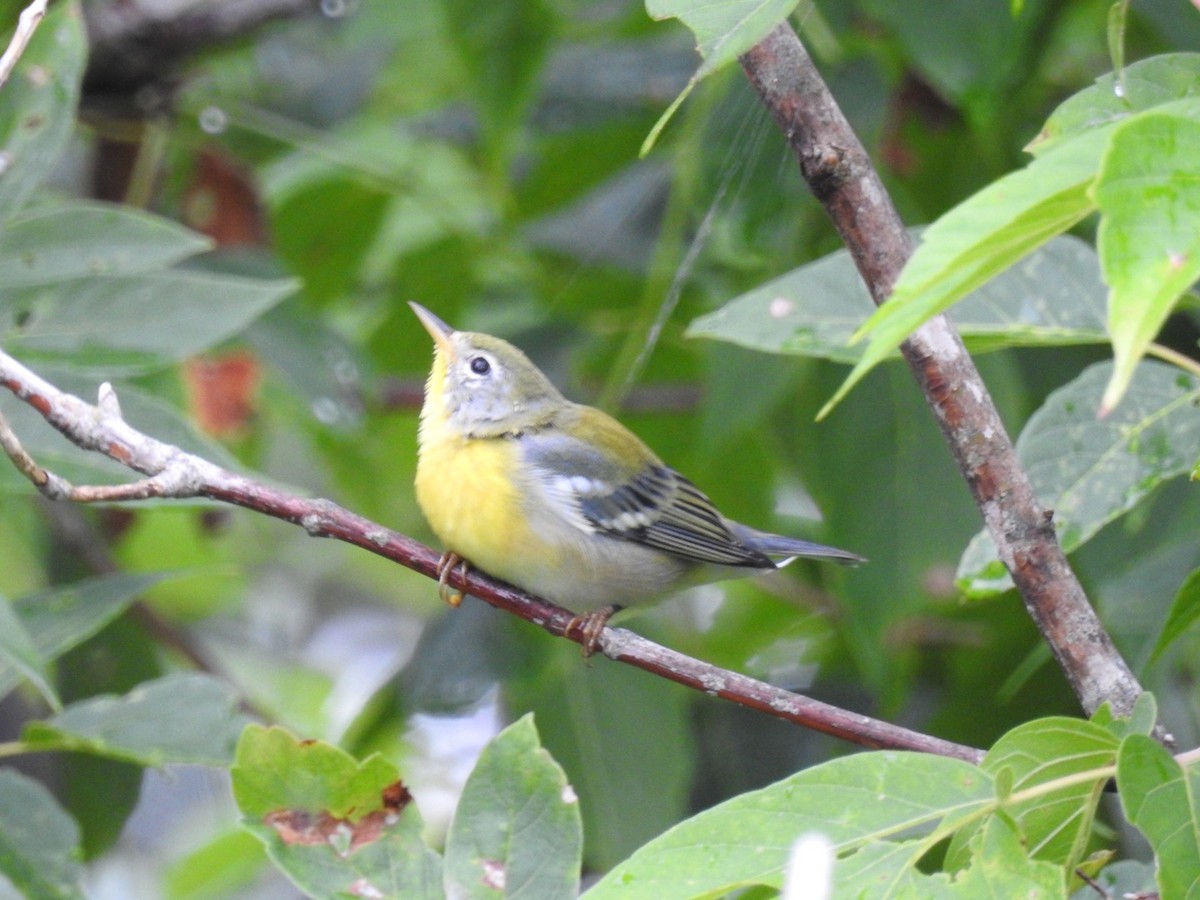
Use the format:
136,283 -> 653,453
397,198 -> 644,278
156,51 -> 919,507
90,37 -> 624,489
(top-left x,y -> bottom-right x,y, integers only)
0,770 -> 84,900
0,201 -> 213,289
822,83 -> 1200,418
0,572 -> 168,700
1031,53 -> 1200,156
819,127 -> 1107,417
688,235 -> 1107,363
586,752 -> 993,898
1116,734 -> 1200,898
1,269 -> 297,366
1094,110 -> 1200,414
232,725 -> 442,900
946,718 -> 1116,872
443,715 -> 581,899
958,361 -> 1200,596
0,1 -> 86,222
21,673 -> 247,766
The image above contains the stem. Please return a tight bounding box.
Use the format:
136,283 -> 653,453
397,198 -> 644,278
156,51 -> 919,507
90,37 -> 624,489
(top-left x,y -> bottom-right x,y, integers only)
1147,341 -> 1200,379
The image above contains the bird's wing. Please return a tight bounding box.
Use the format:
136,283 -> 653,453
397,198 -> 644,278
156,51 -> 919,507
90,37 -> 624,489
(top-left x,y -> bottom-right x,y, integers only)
520,413 -> 772,568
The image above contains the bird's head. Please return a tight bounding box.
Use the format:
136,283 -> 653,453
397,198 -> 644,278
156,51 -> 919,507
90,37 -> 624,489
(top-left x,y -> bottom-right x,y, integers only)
410,302 -> 567,438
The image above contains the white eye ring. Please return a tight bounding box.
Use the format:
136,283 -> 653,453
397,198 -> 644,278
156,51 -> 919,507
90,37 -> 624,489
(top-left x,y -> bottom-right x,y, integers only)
469,355 -> 491,376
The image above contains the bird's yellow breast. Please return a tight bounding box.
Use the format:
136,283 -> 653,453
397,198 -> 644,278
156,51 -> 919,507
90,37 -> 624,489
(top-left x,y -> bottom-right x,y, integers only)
415,360 -> 544,581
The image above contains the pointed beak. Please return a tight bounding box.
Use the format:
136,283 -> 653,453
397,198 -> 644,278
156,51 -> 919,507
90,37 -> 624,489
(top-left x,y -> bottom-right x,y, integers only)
409,302 -> 455,358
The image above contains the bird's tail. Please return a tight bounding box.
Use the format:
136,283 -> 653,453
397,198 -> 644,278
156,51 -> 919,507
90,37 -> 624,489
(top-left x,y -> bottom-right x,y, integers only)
734,524 -> 866,567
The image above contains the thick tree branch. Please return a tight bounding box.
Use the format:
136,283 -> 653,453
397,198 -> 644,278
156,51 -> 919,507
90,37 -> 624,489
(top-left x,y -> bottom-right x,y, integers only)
0,348 -> 982,764
738,24 -> 1145,721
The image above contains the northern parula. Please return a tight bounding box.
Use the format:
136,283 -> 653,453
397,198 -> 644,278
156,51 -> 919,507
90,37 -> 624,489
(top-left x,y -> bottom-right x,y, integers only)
411,302 -> 864,651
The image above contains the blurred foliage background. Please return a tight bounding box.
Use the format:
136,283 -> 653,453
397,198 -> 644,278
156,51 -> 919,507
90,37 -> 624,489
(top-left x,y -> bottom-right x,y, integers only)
1,0 -> 1199,894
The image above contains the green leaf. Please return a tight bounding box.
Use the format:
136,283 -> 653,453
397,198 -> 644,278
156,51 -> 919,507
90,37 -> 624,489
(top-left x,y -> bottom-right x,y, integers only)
646,0 -> 800,79
1031,53 -> 1200,156
852,816 -> 1064,898
233,725 -> 398,820
20,673 -> 247,766
1116,734 -> 1200,898
641,0 -> 800,152
957,361 -> 1200,596
1,269 -> 298,366
1094,111 -> 1200,414
232,725 -> 442,899
0,0 -> 86,222
1093,692 -> 1159,741
514,647 -> 694,870
1150,569 -> 1200,664
819,128 -> 1108,418
0,201 -> 213,289
0,572 -> 168,700
0,593 -> 59,710
687,235 -> 1108,363
0,769 -> 84,900
444,714 -> 581,899
946,718 -> 1116,872
587,752 -> 992,898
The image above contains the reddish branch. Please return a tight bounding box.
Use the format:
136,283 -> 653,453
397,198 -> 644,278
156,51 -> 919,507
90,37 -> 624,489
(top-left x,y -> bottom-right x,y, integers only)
738,24 -> 1145,721
0,349 -> 982,764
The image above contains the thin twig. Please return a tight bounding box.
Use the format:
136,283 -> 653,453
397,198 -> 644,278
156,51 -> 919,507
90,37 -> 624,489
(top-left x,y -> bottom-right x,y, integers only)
1147,341 -> 1200,380
738,23 -> 1147,723
0,347 -> 983,764
0,0 -> 48,91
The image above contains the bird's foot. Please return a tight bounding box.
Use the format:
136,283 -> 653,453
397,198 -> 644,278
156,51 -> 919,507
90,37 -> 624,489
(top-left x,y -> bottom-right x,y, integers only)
565,605 -> 620,658
435,551 -> 469,607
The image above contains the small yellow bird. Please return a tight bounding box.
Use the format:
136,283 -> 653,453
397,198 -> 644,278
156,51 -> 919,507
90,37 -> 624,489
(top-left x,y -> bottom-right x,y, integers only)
411,303 -> 864,651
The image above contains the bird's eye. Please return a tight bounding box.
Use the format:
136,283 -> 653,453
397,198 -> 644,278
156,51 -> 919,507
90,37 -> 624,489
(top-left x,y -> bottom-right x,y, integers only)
469,356 -> 491,376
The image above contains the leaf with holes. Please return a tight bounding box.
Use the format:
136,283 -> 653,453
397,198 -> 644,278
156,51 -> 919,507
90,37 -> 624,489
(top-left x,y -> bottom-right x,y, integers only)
233,725 -> 442,899
945,717 -> 1116,872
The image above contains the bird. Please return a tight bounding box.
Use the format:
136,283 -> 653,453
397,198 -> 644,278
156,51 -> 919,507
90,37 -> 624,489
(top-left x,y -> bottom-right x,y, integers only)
410,302 -> 864,653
